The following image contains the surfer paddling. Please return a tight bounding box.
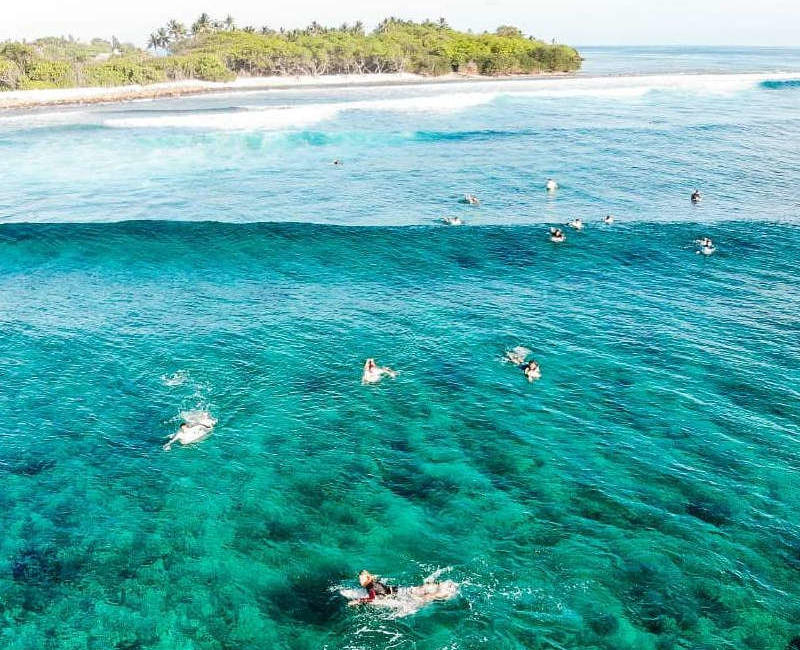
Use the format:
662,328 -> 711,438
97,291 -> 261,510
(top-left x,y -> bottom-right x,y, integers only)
163,411 -> 216,451
347,570 -> 397,605
345,569 -> 459,609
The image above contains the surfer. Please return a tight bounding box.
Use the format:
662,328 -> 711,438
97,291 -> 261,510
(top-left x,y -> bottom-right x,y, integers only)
348,571 -> 398,605
163,411 -> 216,451
362,358 -> 397,384
442,215 -> 463,226
691,189 -> 702,203
333,159 -> 342,166
463,193 -> 479,206
345,569 -> 458,608
546,178 -> 558,191
568,218 -> 584,230
550,227 -> 566,243
603,214 -> 614,224
523,360 -> 541,381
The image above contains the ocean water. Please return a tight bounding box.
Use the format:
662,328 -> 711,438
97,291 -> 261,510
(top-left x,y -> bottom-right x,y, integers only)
1,48 -> 800,650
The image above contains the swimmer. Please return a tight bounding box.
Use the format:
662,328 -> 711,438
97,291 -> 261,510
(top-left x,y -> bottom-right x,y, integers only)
463,193 -> 480,206
442,215 -> 463,226
568,218 -> 584,230
698,243 -> 716,255
603,214 -> 614,224
333,159 -> 342,166
691,189 -> 702,203
362,358 -> 397,384
163,411 -> 216,451
545,178 -> 558,192
523,360 -> 541,381
549,227 -> 566,243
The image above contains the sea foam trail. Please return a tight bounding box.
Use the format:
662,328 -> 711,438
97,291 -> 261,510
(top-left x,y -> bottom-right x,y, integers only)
0,72 -> 795,133
95,72 -> 796,131
102,92 -> 497,130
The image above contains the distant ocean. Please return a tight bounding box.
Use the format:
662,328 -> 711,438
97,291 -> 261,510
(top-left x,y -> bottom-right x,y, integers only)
1,47 -> 799,650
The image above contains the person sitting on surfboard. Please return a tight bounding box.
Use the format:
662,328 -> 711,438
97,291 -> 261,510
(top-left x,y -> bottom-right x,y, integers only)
350,570 -> 397,604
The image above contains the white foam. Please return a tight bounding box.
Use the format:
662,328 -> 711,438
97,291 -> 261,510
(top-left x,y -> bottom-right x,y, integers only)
5,72 -> 795,133
161,370 -> 188,387
0,109 -> 90,129
104,103 -> 341,130
180,409 -> 216,428
104,92 -> 496,131
501,72 -> 798,99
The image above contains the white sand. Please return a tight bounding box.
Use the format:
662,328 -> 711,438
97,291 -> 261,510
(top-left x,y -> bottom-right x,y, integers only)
0,73 -> 436,109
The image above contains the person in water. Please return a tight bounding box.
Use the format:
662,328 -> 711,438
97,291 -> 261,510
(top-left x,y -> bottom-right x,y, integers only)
333,159 -> 342,165
349,570 -> 397,605
691,189 -> 702,203
523,360 -> 541,381
163,417 -> 214,451
362,358 -> 396,384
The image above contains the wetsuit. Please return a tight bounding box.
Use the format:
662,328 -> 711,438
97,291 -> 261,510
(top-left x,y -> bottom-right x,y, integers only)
362,579 -> 396,602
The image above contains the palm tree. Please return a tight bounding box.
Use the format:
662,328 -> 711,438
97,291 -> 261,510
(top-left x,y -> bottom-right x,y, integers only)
147,32 -> 160,50
224,15 -> 235,31
167,19 -> 187,42
260,25 -> 274,35
242,25 -> 255,33
191,13 -> 211,35
352,21 -> 365,35
156,27 -> 169,48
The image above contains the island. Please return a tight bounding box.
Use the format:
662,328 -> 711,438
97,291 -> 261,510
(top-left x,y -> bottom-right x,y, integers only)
0,16 -> 581,106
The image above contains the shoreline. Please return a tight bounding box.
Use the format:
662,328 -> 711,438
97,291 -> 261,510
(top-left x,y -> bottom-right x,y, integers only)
0,72 -> 576,111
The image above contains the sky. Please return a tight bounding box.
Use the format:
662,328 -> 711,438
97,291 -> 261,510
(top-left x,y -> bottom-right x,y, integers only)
3,0 -> 800,47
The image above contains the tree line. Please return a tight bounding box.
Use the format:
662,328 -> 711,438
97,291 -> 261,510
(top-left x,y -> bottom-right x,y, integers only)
0,16 -> 581,91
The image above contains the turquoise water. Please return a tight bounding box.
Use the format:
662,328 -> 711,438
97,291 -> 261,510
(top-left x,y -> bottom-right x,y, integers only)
1,48 -> 800,649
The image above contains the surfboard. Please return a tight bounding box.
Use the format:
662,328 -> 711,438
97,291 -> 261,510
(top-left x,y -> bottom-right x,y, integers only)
340,580 -> 458,612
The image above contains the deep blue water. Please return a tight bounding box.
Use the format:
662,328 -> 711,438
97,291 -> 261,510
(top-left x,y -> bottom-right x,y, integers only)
1,47 -> 799,650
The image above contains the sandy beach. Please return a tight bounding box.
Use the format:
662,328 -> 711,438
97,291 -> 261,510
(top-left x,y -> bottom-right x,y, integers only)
0,72 -> 578,111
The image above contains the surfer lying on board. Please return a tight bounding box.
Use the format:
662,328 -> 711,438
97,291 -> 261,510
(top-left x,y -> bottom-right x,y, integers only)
345,569 -> 459,608
348,570 -> 398,605
163,411 -> 216,451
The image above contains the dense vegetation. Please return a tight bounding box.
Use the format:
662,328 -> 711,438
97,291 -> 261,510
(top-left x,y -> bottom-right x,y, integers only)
0,16 -> 581,91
